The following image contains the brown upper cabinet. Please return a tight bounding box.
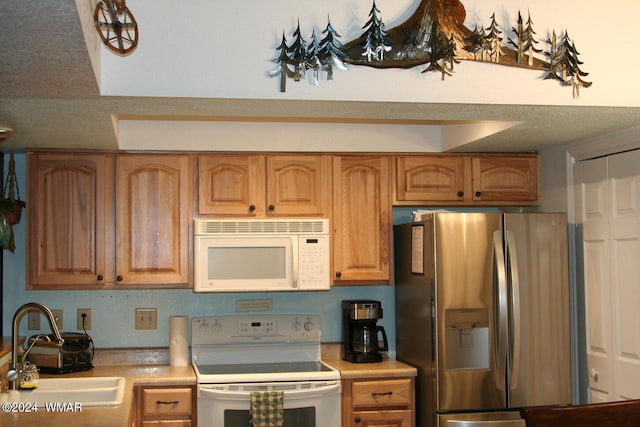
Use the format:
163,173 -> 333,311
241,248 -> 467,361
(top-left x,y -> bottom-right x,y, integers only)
470,155 -> 539,203
115,155 -> 193,287
198,154 -> 332,217
332,155 -> 391,284
393,153 -> 539,205
28,152 -> 193,289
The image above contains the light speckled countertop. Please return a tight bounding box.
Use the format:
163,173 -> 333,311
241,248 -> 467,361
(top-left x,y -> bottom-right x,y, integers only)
324,357 -> 417,379
322,343 -> 417,379
0,338 -> 13,360
0,364 -> 195,427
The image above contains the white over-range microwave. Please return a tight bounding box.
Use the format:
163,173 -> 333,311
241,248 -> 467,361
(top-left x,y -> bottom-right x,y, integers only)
193,219 -> 330,292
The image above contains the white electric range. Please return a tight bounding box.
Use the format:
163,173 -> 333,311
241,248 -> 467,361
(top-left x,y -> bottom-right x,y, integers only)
191,314 -> 341,427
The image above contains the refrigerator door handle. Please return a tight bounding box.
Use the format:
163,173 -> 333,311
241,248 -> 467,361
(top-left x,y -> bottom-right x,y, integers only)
505,230 -> 521,391
493,230 -> 508,392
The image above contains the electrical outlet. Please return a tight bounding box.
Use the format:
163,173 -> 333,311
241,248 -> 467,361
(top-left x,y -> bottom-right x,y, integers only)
135,308 -> 157,330
77,308 -> 92,330
51,309 -> 63,329
28,312 -> 40,330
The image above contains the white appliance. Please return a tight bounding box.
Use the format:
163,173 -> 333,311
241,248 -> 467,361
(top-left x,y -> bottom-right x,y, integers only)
193,219 -> 330,292
395,212 -> 571,427
192,314 -> 341,427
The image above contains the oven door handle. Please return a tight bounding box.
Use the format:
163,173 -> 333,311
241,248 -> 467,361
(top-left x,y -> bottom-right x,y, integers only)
199,381 -> 340,398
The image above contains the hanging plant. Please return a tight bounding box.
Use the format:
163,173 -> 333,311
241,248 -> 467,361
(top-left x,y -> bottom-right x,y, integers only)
0,152 -> 25,226
0,211 -> 10,248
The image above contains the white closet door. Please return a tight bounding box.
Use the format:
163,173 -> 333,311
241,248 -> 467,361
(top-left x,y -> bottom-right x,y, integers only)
574,149 -> 640,402
608,150 -> 640,400
574,156 -> 612,403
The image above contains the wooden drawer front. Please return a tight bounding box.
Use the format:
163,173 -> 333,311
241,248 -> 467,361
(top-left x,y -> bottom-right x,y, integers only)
141,421 -> 191,427
142,387 -> 192,417
352,379 -> 412,408
352,409 -> 413,427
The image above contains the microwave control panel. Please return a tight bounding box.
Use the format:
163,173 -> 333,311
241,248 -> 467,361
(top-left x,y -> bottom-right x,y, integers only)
297,235 -> 330,289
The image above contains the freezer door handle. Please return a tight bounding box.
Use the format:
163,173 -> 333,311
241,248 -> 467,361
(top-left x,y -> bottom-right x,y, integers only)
505,230 -> 521,391
493,230 -> 508,392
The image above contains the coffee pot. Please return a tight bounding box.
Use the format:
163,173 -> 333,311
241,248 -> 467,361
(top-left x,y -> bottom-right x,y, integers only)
342,300 -> 388,363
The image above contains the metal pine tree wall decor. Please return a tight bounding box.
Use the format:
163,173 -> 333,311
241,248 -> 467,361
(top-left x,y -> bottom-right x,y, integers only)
268,0 -> 591,98
267,16 -> 348,92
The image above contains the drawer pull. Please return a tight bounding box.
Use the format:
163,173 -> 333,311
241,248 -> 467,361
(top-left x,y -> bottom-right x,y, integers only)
371,391 -> 393,396
156,400 -> 180,405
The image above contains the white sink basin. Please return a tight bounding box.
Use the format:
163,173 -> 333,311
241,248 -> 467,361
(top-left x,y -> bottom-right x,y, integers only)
15,377 -> 125,407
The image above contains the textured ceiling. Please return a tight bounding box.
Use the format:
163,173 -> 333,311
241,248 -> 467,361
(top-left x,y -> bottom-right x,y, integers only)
1,0 -> 640,153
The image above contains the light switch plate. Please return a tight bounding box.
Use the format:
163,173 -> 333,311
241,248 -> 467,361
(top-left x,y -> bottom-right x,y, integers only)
51,309 -> 63,329
135,308 -> 157,330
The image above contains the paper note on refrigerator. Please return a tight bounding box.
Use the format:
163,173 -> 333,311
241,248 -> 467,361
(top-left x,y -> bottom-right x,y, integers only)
411,225 -> 424,274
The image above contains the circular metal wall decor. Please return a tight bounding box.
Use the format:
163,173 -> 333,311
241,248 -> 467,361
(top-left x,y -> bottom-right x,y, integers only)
94,0 -> 138,56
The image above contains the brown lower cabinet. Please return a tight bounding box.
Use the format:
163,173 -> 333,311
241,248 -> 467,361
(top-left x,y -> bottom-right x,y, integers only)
342,377 -> 415,427
134,385 -> 196,427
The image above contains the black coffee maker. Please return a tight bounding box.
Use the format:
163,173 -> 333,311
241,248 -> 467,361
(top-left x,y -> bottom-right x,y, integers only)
342,300 -> 389,363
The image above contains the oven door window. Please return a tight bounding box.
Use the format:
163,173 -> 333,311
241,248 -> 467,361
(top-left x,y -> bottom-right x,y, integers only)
224,407 -> 315,427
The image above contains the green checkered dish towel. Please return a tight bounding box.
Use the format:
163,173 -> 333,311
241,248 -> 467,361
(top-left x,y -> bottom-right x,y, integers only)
250,391 -> 284,427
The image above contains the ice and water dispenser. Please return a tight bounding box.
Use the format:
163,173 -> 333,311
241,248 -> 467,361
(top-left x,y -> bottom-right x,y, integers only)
444,308 -> 490,370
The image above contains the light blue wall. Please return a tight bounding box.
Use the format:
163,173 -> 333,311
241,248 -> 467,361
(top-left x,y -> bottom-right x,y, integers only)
2,154 -> 413,353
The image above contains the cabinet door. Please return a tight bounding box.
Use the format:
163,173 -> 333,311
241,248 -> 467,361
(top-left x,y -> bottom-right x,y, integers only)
115,155 -> 192,286
266,155 -> 331,216
28,152 -> 114,288
198,155 -> 264,216
394,156 -> 467,203
333,156 -> 390,283
471,155 -> 539,203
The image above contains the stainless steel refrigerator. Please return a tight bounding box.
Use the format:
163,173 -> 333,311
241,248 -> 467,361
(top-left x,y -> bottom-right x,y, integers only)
394,212 -> 571,427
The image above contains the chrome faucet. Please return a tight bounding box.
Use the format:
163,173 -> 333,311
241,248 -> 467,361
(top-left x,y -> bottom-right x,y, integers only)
7,302 -> 64,390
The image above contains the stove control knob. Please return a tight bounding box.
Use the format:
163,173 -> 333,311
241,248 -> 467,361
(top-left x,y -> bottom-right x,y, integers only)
211,319 -> 222,333
291,320 -> 302,332
304,320 -> 315,332
198,321 -> 210,333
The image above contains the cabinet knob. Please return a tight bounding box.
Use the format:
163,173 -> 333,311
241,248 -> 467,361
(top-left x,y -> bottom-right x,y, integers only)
268,204 -> 275,211
249,204 -> 256,212
97,275 -> 104,281
475,191 -> 482,197
335,271 -> 342,278
355,416 -> 361,423
457,191 -> 464,197
116,275 -> 123,282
